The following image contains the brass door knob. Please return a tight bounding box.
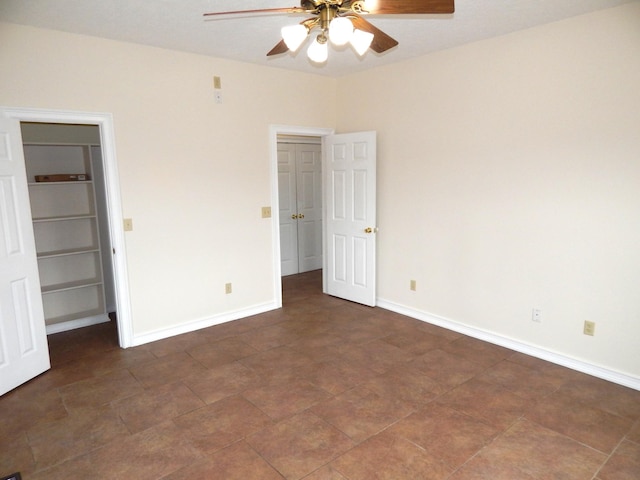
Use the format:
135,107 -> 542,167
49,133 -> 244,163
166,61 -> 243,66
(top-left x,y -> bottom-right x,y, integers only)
291,214 -> 298,219
364,227 -> 373,233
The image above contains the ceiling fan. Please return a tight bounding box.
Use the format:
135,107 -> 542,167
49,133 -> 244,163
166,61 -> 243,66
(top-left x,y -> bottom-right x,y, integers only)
204,0 -> 455,64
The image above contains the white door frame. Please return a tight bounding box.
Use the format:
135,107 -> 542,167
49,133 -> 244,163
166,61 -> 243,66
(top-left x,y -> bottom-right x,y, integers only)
268,125 -> 334,307
1,107 -> 133,348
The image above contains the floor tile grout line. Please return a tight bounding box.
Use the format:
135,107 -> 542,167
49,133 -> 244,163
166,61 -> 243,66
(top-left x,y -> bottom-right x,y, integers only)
590,435 -> 628,480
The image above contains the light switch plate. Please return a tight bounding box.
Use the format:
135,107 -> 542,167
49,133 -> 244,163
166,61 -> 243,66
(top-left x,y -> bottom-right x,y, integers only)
123,218 -> 133,231
583,320 -> 595,336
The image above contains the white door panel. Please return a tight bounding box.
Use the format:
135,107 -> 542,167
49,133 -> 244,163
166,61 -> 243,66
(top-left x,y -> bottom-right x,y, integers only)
332,234 -> 347,282
0,118 -> 50,396
279,222 -> 297,272
298,218 -> 318,270
324,131 -> 376,306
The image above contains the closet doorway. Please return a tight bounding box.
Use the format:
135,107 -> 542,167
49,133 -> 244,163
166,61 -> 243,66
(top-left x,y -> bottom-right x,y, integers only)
2,106 -> 132,350
277,135 -> 323,276
20,122 -> 116,335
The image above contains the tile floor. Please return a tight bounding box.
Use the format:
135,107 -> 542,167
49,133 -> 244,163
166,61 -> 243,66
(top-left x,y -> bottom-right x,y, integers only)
2,270 -> 639,479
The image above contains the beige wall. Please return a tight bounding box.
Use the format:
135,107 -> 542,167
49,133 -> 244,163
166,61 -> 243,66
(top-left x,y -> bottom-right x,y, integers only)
1,2 -> 638,381
0,22 -> 336,336
337,3 -> 640,378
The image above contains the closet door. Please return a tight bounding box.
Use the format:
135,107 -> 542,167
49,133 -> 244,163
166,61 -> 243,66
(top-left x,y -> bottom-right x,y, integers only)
278,141 -> 322,276
295,143 -> 322,272
278,143 -> 299,276
0,118 -> 50,395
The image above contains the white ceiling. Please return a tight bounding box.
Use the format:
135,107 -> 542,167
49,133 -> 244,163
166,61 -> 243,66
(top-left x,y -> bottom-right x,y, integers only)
1,0 -> 636,77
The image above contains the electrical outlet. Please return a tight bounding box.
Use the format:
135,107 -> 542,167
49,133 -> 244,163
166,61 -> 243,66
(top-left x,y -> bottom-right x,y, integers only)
410,280 -> 416,291
532,308 -> 542,323
225,283 -> 232,294
261,206 -> 272,218
583,320 -> 595,336
123,218 -> 133,231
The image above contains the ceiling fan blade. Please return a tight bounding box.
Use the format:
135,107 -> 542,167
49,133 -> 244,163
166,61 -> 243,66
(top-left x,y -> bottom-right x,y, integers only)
267,39 -> 289,56
350,0 -> 454,15
349,14 -> 398,53
203,7 -> 305,18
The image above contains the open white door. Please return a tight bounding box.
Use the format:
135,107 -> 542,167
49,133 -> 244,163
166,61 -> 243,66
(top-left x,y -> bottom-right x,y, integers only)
0,118 -> 50,396
323,131 -> 377,306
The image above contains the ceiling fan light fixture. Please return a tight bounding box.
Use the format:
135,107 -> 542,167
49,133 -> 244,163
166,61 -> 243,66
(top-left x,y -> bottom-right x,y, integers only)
281,24 -> 309,52
328,17 -> 353,46
350,28 -> 374,56
307,34 -> 328,63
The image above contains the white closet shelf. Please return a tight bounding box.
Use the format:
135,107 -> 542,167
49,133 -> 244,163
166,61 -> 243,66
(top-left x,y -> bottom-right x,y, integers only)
45,308 -> 107,327
41,278 -> 103,294
28,180 -> 92,186
32,214 -> 96,222
37,246 -> 99,259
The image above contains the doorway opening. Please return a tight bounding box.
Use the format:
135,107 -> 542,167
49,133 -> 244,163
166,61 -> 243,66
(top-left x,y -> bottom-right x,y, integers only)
277,134 -> 323,277
269,125 -> 334,307
21,122 -> 116,336
3,107 -> 133,348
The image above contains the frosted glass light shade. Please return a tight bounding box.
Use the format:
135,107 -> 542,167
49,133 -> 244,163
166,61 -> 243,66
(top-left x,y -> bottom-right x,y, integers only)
329,17 -> 353,46
350,29 -> 374,56
307,37 -> 328,63
281,24 -> 308,52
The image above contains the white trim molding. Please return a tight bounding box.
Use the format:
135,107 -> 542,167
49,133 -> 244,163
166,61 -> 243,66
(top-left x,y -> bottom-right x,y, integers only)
377,297 -> 640,391
46,314 -> 110,335
131,301 -> 279,347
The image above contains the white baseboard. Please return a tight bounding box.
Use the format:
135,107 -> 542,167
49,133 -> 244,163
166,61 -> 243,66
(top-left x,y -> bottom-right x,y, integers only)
127,296 -> 639,391
377,298 -> 640,392
131,301 -> 279,347
46,313 -> 110,335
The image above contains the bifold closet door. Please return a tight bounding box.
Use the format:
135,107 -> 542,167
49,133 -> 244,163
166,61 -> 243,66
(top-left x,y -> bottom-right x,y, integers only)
278,142 -> 322,276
